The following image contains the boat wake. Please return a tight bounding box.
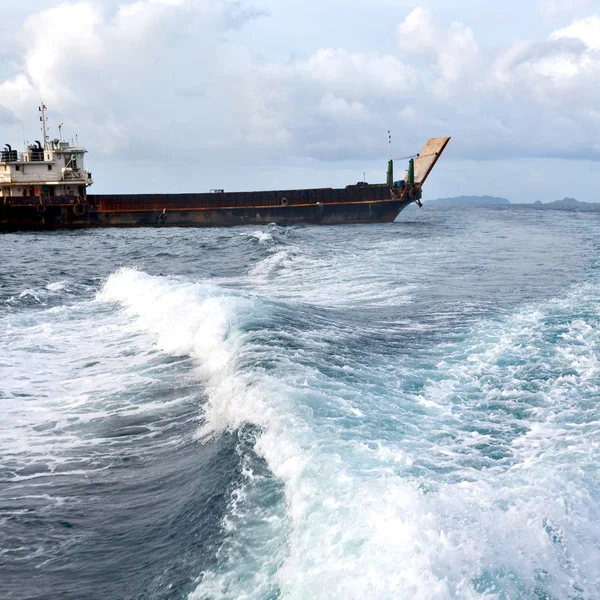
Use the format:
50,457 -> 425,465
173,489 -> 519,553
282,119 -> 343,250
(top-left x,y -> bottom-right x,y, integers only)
2,210 -> 599,599
97,269 -> 600,600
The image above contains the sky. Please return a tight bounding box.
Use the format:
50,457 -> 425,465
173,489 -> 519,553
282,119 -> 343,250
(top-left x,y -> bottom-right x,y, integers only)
0,0 -> 599,202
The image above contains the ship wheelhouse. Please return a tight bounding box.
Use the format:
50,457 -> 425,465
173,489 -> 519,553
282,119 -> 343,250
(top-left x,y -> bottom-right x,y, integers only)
0,105 -> 93,202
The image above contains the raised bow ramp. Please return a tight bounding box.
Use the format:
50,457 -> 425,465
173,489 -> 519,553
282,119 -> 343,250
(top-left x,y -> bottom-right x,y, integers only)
412,137 -> 451,185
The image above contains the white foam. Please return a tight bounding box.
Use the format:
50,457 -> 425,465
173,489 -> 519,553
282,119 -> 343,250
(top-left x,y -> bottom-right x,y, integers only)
97,268 -> 596,598
46,281 -> 67,292
243,234 -> 419,307
18,288 -> 41,301
247,230 -> 273,244
10,267 -> 598,598
185,277 -> 600,599
0,275 -> 197,482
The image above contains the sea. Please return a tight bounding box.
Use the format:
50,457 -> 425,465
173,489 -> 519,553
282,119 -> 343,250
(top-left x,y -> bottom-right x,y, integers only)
1,206 -> 600,600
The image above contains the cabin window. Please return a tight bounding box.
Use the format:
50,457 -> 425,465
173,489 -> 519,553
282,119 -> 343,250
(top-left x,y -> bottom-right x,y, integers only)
16,165 -> 20,171
47,165 -> 52,171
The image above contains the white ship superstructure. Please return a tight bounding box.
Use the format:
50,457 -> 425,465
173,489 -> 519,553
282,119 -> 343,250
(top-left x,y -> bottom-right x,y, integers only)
0,104 -> 92,201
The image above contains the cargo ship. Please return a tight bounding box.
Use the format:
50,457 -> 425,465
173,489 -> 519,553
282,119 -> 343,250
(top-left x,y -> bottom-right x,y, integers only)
0,105 -> 450,231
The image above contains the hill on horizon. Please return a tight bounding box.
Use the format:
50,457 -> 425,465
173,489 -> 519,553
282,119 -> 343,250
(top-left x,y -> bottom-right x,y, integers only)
528,197 -> 600,211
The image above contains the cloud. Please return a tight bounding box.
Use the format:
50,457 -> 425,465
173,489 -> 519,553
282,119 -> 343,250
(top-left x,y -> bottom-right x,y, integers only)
248,49 -> 419,160
397,8 -> 480,96
319,93 -> 371,123
550,14 -> 600,50
539,0 -> 597,19
0,0 -> 598,195
0,0 -> 269,155
391,8 -> 600,161
0,105 -> 18,126
299,49 -> 418,98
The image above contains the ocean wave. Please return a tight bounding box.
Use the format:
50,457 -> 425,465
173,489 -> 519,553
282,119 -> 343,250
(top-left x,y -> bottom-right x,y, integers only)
3,208 -> 600,599
92,269 -> 600,599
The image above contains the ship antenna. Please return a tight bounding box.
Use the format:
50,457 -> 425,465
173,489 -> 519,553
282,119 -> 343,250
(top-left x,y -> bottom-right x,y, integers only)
39,100 -> 48,150
58,123 -> 63,143
388,130 -> 391,160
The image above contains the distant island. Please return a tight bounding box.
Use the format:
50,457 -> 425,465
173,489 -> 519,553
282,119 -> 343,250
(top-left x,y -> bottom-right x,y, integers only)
425,196 -> 510,207
422,196 -> 600,211
529,197 -> 600,211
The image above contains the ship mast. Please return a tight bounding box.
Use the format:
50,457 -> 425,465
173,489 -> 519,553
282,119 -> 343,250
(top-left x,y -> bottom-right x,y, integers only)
39,102 -> 48,150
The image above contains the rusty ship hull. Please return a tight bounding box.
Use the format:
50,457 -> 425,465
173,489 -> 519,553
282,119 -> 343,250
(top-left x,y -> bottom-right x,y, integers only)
0,137 -> 450,231
0,188 -> 412,231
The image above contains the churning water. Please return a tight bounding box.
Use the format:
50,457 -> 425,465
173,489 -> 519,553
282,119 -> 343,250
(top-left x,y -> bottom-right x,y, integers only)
2,207 -> 600,599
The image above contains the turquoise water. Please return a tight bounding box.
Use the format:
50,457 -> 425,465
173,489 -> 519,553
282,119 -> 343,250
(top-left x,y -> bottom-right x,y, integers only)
1,207 -> 599,599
